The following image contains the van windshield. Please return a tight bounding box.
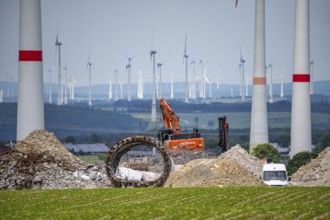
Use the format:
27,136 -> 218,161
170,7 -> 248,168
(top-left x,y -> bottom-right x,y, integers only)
263,171 -> 287,181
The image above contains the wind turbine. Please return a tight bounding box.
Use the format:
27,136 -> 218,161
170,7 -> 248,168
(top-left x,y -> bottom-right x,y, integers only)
55,32 -> 62,105
108,75 -> 112,100
198,60 -> 204,98
125,57 -> 135,101
63,66 -> 68,104
87,56 -> 92,106
68,76 -> 76,100
245,76 -> 250,97
114,69 -> 118,101
202,67 -> 211,99
157,63 -> 162,98
183,35 -> 189,103
137,70 -> 144,99
119,81 -> 123,99
150,49 -> 157,122
117,50 -> 138,101
190,56 -> 197,99
48,69 -> 52,104
239,47 -> 246,102
268,64 -> 273,103
0,89 -> 3,103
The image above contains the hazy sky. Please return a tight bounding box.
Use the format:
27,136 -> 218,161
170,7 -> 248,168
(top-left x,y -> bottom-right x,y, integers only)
0,0 -> 329,87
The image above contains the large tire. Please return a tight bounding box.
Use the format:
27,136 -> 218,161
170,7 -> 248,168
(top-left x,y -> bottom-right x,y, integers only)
105,136 -> 172,188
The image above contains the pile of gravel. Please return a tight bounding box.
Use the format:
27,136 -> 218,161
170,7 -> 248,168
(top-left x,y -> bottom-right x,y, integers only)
0,130 -> 111,190
165,145 -> 265,187
291,147 -> 330,186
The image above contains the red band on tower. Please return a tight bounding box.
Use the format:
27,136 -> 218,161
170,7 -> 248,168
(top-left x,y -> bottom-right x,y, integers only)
19,50 -> 42,62
292,74 -> 310,82
253,77 -> 266,85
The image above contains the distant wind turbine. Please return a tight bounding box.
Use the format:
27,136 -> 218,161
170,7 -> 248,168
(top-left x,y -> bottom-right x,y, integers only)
87,56 -> 92,106
114,69 -> 118,101
280,72 -> 284,98
157,63 -> 162,98
150,49 -> 157,122
268,64 -> 273,103
137,70 -> 144,99
55,32 -> 62,105
48,69 -> 52,104
183,35 -> 189,103
108,75 -> 112,100
239,47 -> 246,102
63,66 -> 68,104
68,76 -> 76,100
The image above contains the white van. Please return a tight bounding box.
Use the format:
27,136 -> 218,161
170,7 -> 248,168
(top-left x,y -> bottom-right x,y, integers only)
261,163 -> 289,186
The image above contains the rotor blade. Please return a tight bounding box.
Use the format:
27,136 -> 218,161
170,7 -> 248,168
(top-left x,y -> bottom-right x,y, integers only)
115,50 -> 128,59
183,34 -> 187,56
235,0 -> 238,8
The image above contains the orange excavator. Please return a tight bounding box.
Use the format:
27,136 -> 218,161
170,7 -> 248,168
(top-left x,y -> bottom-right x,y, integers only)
157,98 -> 204,151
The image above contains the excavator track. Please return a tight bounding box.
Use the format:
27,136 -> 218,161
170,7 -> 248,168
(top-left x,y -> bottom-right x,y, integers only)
105,136 -> 172,188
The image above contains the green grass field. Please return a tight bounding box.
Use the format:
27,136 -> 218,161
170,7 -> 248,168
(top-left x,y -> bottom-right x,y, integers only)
1,187 -> 329,219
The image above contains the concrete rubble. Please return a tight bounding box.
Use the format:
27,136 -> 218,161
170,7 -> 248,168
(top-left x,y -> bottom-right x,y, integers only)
0,130 -> 111,190
290,147 -> 330,186
1,129 -> 329,189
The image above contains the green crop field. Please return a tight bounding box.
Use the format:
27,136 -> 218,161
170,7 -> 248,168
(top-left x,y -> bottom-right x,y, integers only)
1,187 -> 329,220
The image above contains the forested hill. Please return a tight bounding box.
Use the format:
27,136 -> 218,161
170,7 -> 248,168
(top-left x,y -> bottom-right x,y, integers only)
111,99 -> 330,114
0,103 -> 148,141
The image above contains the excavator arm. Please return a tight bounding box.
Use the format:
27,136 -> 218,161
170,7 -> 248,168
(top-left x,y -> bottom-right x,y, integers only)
159,98 -> 181,134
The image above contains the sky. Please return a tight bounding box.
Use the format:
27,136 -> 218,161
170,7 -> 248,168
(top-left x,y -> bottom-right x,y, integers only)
0,0 -> 329,87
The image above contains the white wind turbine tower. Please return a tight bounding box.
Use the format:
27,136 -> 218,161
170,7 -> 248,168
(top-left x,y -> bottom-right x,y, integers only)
245,76 -> 250,97
157,63 -> 162,98
310,61 -> 314,95
119,81 -> 124,99
280,72 -> 284,98
198,60 -> 204,98
87,57 -> 92,106
63,66 -> 68,104
125,56 -> 137,101
197,66 -> 210,99
68,76 -> 76,100
48,69 -> 52,104
239,48 -> 246,102
150,49 -> 157,123
108,75 -> 112,100
137,70 -> 144,99
0,89 -> 3,103
114,69 -> 118,101
183,35 -> 189,103
191,57 -> 197,99
55,32 -> 62,105
268,64 -> 273,103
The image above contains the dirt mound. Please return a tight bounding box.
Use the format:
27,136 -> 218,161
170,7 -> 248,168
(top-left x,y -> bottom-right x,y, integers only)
0,130 -> 110,190
291,147 -> 330,186
165,157 -> 265,187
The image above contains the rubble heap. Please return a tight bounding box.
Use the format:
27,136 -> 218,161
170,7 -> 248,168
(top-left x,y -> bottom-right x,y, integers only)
219,144 -> 263,176
164,157 -> 265,187
0,130 -> 110,190
291,147 -> 330,186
